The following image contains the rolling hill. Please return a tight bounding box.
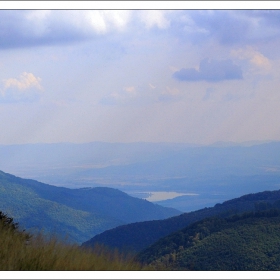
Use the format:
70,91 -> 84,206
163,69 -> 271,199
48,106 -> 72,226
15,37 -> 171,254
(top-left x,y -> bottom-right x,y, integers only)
0,170 -> 180,243
82,189 -> 280,253
136,208 -> 280,270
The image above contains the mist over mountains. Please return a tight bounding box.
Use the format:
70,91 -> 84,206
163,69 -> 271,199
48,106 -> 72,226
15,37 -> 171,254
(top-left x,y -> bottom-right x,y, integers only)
1,141 -> 280,212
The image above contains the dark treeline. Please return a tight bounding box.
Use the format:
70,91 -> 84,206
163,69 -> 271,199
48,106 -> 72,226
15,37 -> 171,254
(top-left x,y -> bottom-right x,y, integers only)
136,208 -> 280,270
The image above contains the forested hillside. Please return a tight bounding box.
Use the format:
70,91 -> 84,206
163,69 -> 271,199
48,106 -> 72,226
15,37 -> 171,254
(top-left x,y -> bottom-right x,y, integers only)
83,189 -> 280,252
0,170 -> 180,243
137,209 -> 280,270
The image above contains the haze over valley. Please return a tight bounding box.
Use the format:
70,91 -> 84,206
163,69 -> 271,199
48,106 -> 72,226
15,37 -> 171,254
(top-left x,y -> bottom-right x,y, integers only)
1,141 -> 280,212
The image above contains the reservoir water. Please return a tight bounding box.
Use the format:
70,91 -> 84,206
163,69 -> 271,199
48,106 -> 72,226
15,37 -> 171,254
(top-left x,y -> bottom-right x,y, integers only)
130,191 -> 199,202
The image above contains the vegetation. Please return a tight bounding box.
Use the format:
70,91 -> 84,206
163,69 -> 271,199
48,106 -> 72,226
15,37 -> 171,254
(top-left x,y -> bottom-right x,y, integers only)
82,189 -> 280,253
137,209 -> 280,270
3,167 -> 280,270
0,170 -> 180,244
0,211 -> 144,271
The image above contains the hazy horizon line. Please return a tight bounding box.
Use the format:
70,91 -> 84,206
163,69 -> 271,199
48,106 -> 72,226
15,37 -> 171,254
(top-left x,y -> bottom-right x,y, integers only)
0,139 -> 278,147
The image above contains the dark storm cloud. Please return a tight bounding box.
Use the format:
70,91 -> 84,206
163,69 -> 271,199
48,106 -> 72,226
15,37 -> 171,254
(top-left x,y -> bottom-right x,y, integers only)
173,58 -> 243,82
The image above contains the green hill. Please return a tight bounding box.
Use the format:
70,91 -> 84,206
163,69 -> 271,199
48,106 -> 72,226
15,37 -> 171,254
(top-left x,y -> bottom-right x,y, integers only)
82,189 -> 280,253
137,209 -> 280,270
0,170 -> 180,243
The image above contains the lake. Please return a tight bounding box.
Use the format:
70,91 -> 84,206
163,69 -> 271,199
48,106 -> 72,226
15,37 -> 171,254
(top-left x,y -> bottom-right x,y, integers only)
129,191 -> 199,202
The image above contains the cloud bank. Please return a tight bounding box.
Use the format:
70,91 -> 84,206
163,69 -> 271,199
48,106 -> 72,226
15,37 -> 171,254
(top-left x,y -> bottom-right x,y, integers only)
0,10 -> 171,49
2,10 -> 280,50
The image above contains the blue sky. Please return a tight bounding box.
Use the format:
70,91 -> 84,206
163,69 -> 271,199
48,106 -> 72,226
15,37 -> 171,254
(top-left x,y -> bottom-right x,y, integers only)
1,3 -> 280,145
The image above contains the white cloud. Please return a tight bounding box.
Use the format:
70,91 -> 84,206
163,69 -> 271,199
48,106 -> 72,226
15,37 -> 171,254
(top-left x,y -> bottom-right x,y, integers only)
86,10 -> 132,34
26,10 -> 132,35
0,10 -> 134,50
4,72 -> 43,91
0,72 -> 43,103
231,46 -> 272,73
139,11 -> 170,29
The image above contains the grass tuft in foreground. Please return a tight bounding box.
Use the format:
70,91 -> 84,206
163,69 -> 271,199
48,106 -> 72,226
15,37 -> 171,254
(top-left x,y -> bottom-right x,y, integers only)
0,211 -> 145,271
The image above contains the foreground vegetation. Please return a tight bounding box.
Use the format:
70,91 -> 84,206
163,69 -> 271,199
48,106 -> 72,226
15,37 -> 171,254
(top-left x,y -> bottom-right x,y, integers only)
137,209 -> 280,270
0,211 -> 144,271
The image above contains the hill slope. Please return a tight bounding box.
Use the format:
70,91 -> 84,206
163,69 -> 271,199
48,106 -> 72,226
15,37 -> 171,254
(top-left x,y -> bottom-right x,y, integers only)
137,209 -> 280,270
0,211 -> 144,271
0,170 -> 180,243
82,189 -> 280,252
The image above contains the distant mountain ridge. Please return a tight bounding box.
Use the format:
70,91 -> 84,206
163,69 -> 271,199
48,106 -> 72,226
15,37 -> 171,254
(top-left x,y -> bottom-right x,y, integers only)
0,170 -> 180,243
2,141 -> 280,188
82,189 -> 280,253
1,141 -> 280,213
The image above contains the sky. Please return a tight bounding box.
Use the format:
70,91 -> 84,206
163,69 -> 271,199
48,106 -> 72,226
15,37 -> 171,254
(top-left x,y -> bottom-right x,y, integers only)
1,3 -> 280,145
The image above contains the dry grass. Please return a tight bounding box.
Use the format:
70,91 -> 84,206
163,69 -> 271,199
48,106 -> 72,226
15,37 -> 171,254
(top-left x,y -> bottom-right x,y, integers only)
0,223 -> 145,271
